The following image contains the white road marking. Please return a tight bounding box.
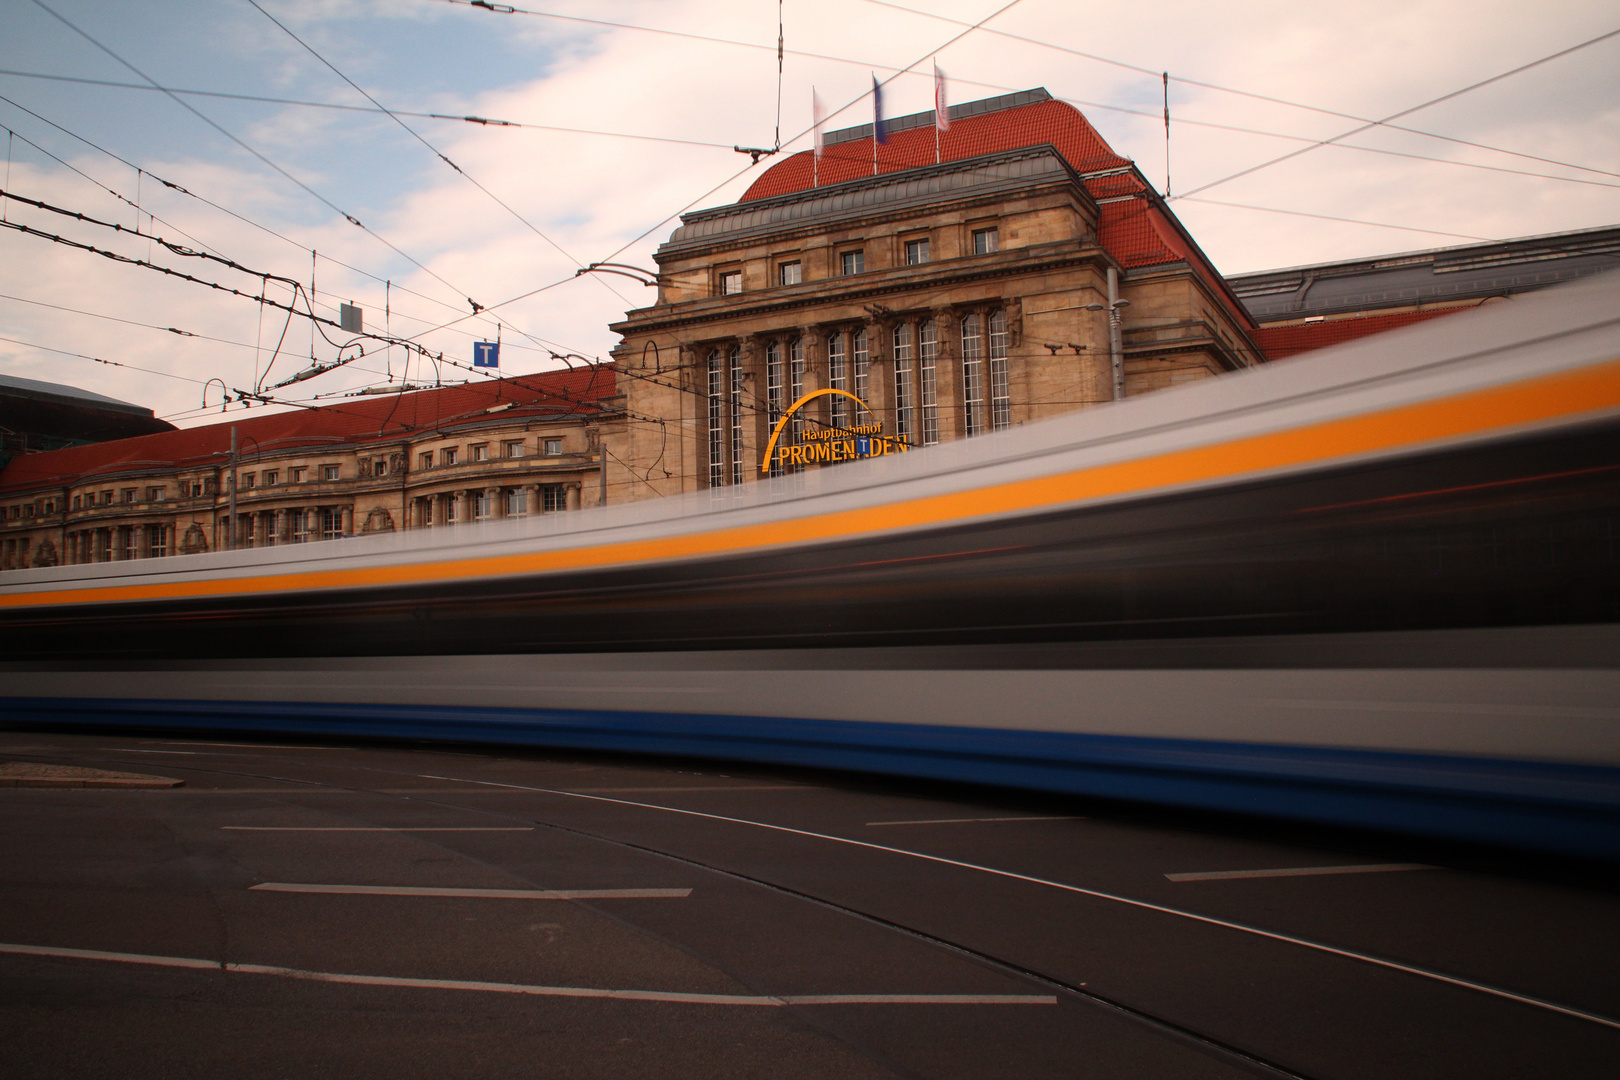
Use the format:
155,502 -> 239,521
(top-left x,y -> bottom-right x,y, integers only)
417,773 -> 1620,1033
156,742 -> 336,750
250,883 -> 691,899
0,942 -> 217,970
866,816 -> 1083,826
222,827 -> 534,832
0,942 -> 1053,1006
1166,863 -> 1434,882
567,786 -> 809,793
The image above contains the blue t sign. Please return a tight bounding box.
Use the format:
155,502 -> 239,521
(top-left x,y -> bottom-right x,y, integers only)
473,342 -> 500,368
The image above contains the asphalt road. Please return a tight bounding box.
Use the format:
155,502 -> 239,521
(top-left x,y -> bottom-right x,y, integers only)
1,729 -> 1616,1079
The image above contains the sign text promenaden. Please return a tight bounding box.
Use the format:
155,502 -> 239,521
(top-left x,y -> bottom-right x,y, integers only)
759,389 -> 912,473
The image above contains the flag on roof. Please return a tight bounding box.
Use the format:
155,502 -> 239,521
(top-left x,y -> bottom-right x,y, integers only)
872,75 -> 886,144
934,62 -> 949,132
812,87 -> 825,159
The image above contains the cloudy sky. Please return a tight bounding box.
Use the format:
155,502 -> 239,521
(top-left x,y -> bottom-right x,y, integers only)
1,0 -> 1616,426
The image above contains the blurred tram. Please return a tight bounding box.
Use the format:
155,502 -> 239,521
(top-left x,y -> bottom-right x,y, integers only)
5,274 -> 1620,858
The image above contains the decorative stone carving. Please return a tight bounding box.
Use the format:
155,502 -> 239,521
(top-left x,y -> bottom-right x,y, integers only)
180,523 -> 209,555
360,507 -> 395,534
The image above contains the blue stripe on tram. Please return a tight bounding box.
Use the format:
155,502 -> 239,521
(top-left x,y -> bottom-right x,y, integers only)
7,695 -> 1620,860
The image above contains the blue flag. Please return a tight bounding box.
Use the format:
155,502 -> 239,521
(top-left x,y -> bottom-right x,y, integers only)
473,341 -> 500,368
872,75 -> 886,144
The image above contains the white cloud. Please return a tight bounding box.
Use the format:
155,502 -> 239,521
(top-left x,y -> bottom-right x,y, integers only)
2,0 -> 1616,425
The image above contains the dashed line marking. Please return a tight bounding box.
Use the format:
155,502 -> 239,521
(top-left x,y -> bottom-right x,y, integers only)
223,827 -> 534,832
416,773 -> 1620,1032
0,943 -> 1054,1006
866,816 -> 1083,826
250,883 -> 691,899
1166,863 -> 1434,882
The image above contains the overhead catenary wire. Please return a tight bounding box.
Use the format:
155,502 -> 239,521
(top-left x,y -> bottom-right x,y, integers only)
28,0 -> 489,315
0,91 -> 550,338
0,70 -> 740,151
1172,24 -> 1620,200
6,63 -> 1615,196
411,0 -> 1031,344
243,0 -> 628,309
860,0 -> 1620,184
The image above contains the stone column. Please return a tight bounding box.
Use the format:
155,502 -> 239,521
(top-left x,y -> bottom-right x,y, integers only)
341,505 -> 354,537
110,526 -> 123,561
486,487 -> 500,521
255,513 -> 268,547
526,485 -> 541,516
433,494 -> 447,527
566,484 -> 581,511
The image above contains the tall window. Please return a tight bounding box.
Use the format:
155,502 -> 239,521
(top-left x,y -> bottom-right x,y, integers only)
506,488 -> 527,517
989,308 -> 1011,431
892,323 -> 914,445
121,528 -> 137,561
321,508 -> 342,541
904,238 -> 930,265
852,328 -> 869,412
766,339 -> 786,478
706,347 -> 743,488
292,511 -> 309,544
828,332 -> 848,429
728,344 -> 745,486
961,312 -> 986,437
473,491 -> 492,521
542,485 -> 566,512
918,318 -> 940,446
148,524 -> 168,558
789,337 -> 806,472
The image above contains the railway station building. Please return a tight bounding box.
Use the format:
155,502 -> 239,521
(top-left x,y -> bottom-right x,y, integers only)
608,88 -> 1267,498
0,366 -> 623,568
1227,224 -> 1620,359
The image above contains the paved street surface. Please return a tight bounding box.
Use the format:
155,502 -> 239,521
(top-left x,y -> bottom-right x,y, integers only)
1,729 -> 1616,1079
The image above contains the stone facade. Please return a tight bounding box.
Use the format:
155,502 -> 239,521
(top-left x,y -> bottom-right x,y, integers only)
610,136 -> 1262,499
0,368 -> 624,569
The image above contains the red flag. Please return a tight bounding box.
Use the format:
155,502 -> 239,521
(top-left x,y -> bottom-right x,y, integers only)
934,62 -> 949,131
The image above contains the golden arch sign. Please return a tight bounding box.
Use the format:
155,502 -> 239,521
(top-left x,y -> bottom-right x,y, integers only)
759,389 -> 910,474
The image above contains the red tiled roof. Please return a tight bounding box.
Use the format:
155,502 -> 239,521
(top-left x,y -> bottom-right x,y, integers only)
0,365 -> 616,494
743,98 -> 1129,200
1254,308 -> 1464,361
741,97 -> 1251,329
